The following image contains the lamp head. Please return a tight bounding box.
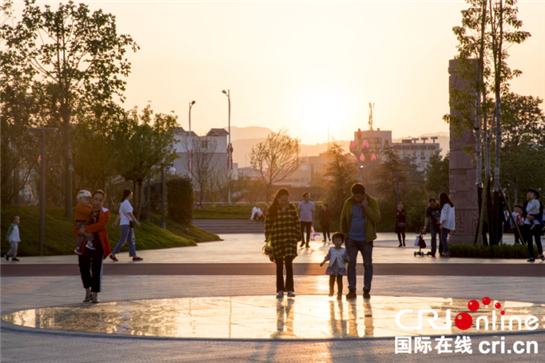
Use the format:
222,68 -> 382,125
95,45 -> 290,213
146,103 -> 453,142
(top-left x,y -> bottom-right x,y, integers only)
222,90 -> 227,94
191,100 -> 196,105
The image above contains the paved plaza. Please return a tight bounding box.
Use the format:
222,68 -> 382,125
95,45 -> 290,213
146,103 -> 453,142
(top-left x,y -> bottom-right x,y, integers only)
1,233 -> 545,362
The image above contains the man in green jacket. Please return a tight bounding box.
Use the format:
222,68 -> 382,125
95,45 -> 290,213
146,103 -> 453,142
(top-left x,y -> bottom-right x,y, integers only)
340,183 -> 380,299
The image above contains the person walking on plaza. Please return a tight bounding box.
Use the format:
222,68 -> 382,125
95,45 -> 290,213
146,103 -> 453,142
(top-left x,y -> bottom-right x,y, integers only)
522,189 -> 544,262
74,190 -> 112,303
422,198 -> 442,257
395,202 -> 406,247
341,183 -> 380,300
298,192 -> 315,248
320,232 -> 349,299
265,188 -> 301,298
4,215 -> 21,261
319,203 -> 333,242
110,189 -> 143,261
439,192 -> 455,258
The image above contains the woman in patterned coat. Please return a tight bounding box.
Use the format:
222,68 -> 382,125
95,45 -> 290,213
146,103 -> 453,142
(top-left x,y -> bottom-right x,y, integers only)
265,188 -> 301,298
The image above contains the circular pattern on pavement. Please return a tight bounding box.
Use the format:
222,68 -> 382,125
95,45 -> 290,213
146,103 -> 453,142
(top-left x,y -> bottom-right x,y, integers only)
2,296 -> 544,340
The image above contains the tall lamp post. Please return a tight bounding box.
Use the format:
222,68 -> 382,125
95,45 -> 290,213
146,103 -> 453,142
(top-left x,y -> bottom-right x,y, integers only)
222,89 -> 232,204
29,127 -> 58,254
161,163 -> 176,229
188,100 -> 196,175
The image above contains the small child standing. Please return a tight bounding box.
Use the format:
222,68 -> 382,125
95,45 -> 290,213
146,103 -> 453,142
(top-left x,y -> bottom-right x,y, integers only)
320,232 -> 349,299
5,215 -> 21,262
74,190 -> 95,255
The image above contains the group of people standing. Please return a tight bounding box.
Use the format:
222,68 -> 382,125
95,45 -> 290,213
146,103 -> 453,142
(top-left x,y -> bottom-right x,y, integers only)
266,183 -> 380,300
394,193 -> 456,258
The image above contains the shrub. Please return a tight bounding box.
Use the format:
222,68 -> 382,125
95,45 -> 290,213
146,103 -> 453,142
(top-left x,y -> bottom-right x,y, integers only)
166,176 -> 194,224
449,243 -> 537,259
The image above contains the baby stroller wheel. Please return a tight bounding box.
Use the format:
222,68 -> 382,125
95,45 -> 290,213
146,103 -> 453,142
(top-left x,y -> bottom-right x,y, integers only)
413,252 -> 417,257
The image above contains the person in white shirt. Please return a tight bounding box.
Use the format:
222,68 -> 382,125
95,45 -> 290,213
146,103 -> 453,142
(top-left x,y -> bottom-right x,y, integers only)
110,189 -> 143,261
4,215 -> 21,261
297,192 -> 315,248
251,203 -> 264,222
439,192 -> 455,258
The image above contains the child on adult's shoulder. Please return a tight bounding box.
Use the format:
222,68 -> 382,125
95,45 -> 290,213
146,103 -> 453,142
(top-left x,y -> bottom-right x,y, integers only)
74,190 -> 96,255
320,232 -> 349,299
5,215 -> 21,262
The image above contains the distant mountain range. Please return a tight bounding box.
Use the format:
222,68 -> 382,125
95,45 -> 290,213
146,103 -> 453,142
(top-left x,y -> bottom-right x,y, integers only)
228,126 -> 449,168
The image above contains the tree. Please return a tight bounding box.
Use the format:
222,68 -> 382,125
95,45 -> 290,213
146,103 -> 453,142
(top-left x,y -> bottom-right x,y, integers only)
424,152 -> 450,197
321,141 -> 358,216
114,105 -> 178,219
449,0 -> 530,245
500,93 -> 545,205
182,134 -> 219,205
1,0 -> 139,217
238,174 -> 265,204
375,145 -> 409,204
71,106 -> 121,193
249,129 -> 301,202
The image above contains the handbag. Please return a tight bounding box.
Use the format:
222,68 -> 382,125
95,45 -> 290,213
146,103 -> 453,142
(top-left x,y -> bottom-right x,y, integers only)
414,235 -> 426,248
262,235 -> 275,263
397,222 -> 406,228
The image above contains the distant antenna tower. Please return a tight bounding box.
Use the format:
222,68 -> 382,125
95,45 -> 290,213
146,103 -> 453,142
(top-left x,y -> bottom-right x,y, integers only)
368,102 -> 375,131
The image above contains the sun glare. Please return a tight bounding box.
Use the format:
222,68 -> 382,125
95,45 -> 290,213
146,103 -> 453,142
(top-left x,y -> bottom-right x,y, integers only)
296,88 -> 352,143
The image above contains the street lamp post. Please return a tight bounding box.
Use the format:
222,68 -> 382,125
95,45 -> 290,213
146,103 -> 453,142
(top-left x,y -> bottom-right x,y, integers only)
29,127 -> 57,254
188,100 -> 196,175
161,163 -> 176,229
222,89 -> 231,204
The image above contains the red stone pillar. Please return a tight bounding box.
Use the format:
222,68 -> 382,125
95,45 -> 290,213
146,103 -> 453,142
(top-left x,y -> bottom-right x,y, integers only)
448,59 -> 479,244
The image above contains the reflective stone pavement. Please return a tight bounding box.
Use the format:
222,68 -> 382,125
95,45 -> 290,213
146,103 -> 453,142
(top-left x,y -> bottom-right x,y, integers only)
2,275 -> 545,362
3,296 -> 544,340
2,230 -> 544,362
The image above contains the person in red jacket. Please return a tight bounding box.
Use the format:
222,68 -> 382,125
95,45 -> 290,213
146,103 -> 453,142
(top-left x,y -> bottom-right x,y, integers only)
73,190 -> 112,303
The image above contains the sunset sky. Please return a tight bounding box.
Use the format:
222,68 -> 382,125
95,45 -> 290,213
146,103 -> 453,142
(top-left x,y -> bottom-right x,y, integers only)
10,0 -> 545,145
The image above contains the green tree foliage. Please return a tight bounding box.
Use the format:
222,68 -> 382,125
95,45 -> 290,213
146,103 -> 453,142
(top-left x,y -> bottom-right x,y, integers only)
375,145 -> 408,203
114,105 -> 178,219
500,93 -> 545,205
1,0 -> 139,216
424,152 -> 450,197
250,129 -> 301,202
166,176 -> 194,225
374,145 -> 430,232
320,141 -> 358,217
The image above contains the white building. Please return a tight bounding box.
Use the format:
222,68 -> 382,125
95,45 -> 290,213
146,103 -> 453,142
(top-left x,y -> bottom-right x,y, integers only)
172,127 -> 238,180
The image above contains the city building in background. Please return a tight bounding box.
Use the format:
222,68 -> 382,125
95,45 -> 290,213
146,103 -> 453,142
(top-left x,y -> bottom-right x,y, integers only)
352,128 -> 440,171
172,127 -> 239,181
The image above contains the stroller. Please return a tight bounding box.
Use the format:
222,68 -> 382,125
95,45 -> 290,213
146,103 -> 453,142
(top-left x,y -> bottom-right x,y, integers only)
310,226 -> 320,241
413,233 -> 427,257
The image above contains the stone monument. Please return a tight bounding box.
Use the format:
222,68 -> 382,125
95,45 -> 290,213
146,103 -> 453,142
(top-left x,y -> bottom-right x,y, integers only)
448,59 -> 479,244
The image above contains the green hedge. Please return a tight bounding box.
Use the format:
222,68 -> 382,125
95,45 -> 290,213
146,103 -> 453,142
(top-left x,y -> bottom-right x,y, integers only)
449,243 -> 539,259
167,176 -> 193,224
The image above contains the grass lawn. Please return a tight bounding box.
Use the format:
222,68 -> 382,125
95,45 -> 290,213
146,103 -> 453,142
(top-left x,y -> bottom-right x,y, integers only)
1,207 -> 220,257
